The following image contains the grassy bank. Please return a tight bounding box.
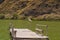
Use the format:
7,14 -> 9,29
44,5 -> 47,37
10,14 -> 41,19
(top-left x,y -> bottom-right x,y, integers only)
0,20 -> 60,40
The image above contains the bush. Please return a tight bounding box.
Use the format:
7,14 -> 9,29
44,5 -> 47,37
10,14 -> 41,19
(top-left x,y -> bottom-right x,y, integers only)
32,15 -> 45,21
12,13 -> 18,19
0,14 -> 5,19
50,14 -> 60,20
5,14 -> 13,19
32,14 -> 60,21
18,15 -> 25,20
45,14 -> 60,21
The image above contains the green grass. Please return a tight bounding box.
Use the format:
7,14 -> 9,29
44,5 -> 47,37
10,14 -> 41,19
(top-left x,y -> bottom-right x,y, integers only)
0,20 -> 60,40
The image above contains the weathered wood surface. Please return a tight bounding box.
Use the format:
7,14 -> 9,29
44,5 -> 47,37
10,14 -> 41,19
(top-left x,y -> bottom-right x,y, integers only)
9,28 -> 49,40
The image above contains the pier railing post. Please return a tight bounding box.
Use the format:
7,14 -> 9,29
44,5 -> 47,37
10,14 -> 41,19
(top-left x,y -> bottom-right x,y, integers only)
35,24 -> 48,36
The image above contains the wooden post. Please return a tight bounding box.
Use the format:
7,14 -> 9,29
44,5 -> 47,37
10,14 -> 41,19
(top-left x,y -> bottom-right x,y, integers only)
36,24 -> 44,36
46,25 -> 48,36
9,22 -> 15,40
9,22 -> 13,40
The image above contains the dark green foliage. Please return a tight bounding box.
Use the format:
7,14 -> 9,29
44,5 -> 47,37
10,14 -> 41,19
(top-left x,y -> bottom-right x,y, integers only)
12,13 -> 18,19
0,14 -> 5,19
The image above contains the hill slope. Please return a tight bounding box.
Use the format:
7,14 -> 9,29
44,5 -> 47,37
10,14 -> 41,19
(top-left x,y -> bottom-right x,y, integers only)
0,0 -> 60,20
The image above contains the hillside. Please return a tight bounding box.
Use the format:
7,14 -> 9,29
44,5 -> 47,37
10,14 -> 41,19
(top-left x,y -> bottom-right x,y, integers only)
0,0 -> 60,20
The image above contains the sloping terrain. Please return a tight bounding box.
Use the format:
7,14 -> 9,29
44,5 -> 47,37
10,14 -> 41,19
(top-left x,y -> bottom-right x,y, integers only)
0,0 -> 60,20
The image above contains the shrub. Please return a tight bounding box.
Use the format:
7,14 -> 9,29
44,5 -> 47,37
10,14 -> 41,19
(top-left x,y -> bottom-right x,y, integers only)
5,14 -> 13,19
50,14 -> 60,20
43,14 -> 60,21
12,13 -> 18,19
32,15 -> 45,21
18,15 -> 25,20
32,14 -> 60,21
0,14 -> 5,19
